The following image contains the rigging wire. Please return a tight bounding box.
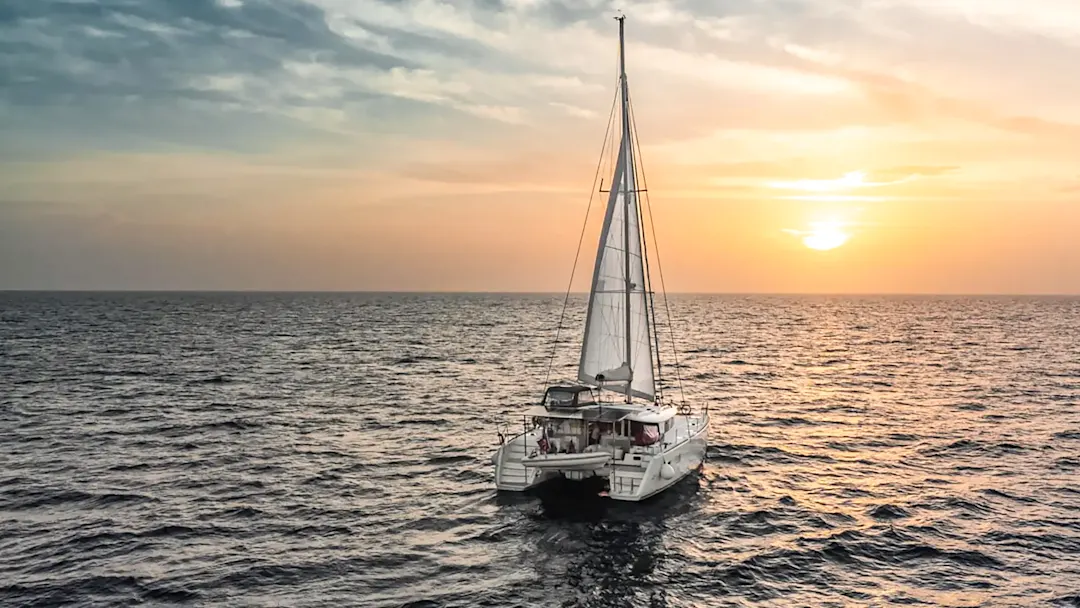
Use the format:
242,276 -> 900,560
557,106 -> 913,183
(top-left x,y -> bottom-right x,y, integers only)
606,44 -> 619,189
623,77 -> 665,404
541,83 -> 621,394
606,93 -> 616,189
626,88 -> 687,408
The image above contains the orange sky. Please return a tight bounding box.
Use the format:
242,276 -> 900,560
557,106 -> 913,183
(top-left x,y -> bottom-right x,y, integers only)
1,0 -> 1078,292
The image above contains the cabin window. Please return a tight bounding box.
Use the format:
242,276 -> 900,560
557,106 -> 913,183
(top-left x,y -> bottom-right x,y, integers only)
545,390 -> 577,407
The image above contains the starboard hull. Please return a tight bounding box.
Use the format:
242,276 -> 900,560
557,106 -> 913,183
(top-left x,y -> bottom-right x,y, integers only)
608,414 -> 708,501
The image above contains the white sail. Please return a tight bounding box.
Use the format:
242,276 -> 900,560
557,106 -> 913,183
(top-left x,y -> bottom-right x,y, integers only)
577,107 -> 655,401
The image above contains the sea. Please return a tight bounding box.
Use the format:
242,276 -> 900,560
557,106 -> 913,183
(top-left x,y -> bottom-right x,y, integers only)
1,292 -> 1079,607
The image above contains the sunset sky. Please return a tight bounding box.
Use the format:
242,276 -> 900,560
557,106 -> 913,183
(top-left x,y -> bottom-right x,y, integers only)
1,0 -> 1078,293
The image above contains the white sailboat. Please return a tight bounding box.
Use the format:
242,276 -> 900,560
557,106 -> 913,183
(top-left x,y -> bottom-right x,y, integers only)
492,16 -> 709,502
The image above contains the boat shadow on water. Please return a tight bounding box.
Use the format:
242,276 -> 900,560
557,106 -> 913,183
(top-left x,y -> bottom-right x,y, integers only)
524,465 -> 706,523
490,471 -> 708,607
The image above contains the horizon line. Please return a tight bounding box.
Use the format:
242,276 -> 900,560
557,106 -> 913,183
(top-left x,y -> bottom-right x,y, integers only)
2,289 -> 1079,297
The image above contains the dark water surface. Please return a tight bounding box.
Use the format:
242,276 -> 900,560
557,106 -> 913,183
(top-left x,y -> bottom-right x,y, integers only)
2,293 -> 1079,607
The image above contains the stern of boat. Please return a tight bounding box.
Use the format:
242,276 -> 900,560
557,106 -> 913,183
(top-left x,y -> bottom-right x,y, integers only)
493,429 -> 552,492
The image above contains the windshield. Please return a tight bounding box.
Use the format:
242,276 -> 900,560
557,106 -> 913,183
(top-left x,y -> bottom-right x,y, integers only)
544,390 -> 577,407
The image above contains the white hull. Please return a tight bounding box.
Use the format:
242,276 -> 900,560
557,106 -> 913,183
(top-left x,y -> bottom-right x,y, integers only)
493,412 -> 709,502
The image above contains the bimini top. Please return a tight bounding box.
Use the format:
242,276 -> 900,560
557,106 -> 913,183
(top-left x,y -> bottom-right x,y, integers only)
541,385 -> 598,409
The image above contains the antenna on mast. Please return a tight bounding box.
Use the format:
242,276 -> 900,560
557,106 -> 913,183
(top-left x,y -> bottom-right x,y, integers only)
615,11 -> 626,78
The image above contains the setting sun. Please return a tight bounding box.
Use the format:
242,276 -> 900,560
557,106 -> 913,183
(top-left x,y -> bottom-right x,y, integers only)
787,220 -> 851,251
803,222 -> 849,251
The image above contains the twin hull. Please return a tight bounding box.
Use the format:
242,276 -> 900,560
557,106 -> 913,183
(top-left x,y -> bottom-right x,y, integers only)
493,415 -> 709,501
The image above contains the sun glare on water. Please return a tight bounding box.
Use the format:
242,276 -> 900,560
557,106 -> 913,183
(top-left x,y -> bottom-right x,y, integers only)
801,221 -> 850,251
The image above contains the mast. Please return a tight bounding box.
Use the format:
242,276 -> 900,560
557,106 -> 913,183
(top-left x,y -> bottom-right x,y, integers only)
575,15 -> 656,403
618,14 -> 633,403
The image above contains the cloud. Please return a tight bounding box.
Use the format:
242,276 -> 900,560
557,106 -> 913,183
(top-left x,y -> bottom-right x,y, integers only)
884,0 -> 1080,44
0,0 -> 414,154
1059,178 -> 1080,193
549,101 -> 598,119
868,165 -> 959,182
765,165 -> 962,202
0,0 -> 1062,160
3,1 -> 1080,178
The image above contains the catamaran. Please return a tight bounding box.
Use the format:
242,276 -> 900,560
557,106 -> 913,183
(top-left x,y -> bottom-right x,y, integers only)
492,16 -> 710,501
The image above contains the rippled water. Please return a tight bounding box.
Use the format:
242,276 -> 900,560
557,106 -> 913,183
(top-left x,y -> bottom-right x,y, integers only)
2,293 -> 1079,607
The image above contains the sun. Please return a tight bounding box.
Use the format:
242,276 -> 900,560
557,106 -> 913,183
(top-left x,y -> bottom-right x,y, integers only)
801,220 -> 850,251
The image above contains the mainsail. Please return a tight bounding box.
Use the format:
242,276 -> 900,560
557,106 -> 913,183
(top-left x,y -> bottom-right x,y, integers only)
578,16 -> 655,402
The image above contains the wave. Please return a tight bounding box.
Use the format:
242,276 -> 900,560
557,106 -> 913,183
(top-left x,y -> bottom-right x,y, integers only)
919,439 -> 1030,457
394,355 -> 444,365
4,489 -> 157,510
427,454 -> 473,464
868,504 -> 910,520
1,575 -> 199,604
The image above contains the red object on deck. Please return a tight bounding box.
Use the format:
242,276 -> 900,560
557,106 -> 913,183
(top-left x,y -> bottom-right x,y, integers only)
634,425 -> 660,446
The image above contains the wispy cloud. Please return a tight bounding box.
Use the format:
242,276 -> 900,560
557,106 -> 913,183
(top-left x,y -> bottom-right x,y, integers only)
549,101 -> 598,119
6,0 -> 1078,156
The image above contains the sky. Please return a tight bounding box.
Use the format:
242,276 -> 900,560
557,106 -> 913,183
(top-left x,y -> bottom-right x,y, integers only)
1,0 -> 1078,293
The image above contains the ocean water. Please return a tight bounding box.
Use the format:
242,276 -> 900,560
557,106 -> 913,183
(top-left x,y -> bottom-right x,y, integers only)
1,292 -> 1079,607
